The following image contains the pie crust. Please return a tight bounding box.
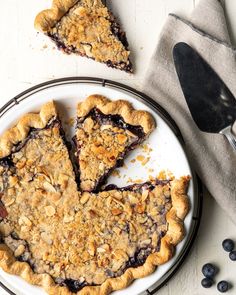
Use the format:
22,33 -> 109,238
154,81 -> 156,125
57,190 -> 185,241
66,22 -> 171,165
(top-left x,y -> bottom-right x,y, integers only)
77,95 -> 155,134
0,100 -> 190,295
34,0 -> 132,72
0,102 -> 57,158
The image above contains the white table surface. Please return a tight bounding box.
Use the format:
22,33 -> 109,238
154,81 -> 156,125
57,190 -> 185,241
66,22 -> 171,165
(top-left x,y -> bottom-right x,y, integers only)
0,1 -> 236,295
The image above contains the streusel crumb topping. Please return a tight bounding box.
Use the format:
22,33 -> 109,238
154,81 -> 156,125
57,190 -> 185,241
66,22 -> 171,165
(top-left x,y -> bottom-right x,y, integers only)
50,0 -> 130,64
76,115 -> 141,191
0,120 -> 172,285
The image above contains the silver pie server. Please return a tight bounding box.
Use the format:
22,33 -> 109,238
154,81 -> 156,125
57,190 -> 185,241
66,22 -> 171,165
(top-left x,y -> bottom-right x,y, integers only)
173,42 -> 236,151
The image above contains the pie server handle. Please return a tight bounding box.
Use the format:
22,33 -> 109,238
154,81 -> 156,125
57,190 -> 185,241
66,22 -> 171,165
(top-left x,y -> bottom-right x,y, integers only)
220,125 -> 236,151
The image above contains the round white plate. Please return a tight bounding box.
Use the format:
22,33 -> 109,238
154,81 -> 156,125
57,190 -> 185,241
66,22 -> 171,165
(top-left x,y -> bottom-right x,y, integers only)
0,78 -> 198,295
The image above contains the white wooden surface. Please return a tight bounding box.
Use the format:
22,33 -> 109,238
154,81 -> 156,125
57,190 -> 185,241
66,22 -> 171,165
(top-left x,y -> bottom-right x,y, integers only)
0,1 -> 236,294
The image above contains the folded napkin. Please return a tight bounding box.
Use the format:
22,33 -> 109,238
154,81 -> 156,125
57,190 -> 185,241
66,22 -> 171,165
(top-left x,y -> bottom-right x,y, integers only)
143,0 -> 236,223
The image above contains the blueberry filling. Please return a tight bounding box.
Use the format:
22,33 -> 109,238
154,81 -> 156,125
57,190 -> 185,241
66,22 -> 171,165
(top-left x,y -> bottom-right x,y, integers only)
77,108 -> 145,139
110,17 -> 129,49
48,32 -> 132,72
0,158 -> 14,169
55,278 -> 93,293
104,179 -> 170,192
48,33 -> 78,54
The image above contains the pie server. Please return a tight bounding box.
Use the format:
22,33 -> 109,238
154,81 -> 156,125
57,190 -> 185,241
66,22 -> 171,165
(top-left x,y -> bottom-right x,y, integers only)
173,42 -> 236,151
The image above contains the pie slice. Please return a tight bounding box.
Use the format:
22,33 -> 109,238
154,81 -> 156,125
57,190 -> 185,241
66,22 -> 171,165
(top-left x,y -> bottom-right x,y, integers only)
34,0 -> 132,72
74,95 -> 155,192
0,101 -> 79,263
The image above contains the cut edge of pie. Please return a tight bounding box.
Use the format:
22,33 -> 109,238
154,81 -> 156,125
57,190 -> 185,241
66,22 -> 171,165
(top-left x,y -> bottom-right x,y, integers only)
34,0 -> 133,72
0,176 -> 190,295
75,95 -> 156,191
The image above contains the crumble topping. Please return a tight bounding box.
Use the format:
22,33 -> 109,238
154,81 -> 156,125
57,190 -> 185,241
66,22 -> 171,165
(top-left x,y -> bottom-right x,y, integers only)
0,119 -> 172,287
75,109 -> 146,191
1,169 -> 172,287
49,0 -> 130,66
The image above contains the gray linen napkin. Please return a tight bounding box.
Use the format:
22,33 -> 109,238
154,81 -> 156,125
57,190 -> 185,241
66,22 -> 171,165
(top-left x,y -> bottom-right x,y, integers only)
143,0 -> 236,223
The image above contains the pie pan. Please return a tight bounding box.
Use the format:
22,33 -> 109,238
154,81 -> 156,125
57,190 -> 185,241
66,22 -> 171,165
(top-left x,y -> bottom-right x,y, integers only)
0,77 -> 202,295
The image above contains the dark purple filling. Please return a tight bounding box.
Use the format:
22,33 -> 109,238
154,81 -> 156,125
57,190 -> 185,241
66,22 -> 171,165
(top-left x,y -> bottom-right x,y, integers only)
110,17 -> 129,49
48,33 -> 77,54
85,108 -> 145,138
75,108 -> 146,192
104,179 -> 170,192
48,31 -> 132,72
55,278 -> 94,293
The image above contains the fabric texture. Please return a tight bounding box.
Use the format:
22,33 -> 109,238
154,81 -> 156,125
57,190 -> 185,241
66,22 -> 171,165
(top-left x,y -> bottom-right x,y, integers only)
143,0 -> 236,223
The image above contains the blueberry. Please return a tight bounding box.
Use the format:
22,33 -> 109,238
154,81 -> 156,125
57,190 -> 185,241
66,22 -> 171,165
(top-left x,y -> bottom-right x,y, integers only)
201,277 -> 213,288
217,281 -> 229,293
202,263 -> 217,278
222,239 -> 234,252
229,250 -> 236,261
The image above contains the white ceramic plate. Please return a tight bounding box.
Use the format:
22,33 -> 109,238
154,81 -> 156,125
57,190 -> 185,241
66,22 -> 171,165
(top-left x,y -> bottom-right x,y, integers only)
0,79 -> 197,295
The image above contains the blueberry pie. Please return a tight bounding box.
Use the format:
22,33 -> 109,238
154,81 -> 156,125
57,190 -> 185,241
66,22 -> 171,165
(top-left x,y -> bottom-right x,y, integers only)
34,0 -> 132,72
0,99 -> 190,295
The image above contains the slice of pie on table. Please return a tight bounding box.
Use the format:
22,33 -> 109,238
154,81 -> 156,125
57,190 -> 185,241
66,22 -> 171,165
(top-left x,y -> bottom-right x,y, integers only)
34,0 -> 132,72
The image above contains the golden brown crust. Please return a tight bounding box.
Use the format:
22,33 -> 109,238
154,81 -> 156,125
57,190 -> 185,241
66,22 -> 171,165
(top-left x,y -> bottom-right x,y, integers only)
0,177 -> 190,295
34,0 -> 79,32
0,102 -> 57,158
77,95 -> 156,134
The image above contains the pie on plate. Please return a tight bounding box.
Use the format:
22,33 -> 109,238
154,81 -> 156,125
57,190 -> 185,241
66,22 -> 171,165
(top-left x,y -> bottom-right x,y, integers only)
34,0 -> 132,72
0,97 -> 190,295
